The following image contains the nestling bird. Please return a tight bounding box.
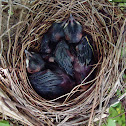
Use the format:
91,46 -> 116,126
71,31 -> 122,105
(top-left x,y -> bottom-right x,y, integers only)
40,22 -> 65,57
29,69 -> 75,99
76,36 -> 93,65
53,40 -> 74,77
64,14 -> 82,43
25,50 -> 45,74
74,58 -> 93,84
40,33 -> 53,61
25,50 -> 75,99
49,22 -> 65,43
74,36 -> 94,84
40,34 -> 51,54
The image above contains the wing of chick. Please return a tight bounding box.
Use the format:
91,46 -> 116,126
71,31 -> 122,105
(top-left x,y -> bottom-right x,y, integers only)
54,40 -> 74,77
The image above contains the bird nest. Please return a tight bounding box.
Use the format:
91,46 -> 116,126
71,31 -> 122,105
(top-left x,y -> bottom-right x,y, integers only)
0,0 -> 126,125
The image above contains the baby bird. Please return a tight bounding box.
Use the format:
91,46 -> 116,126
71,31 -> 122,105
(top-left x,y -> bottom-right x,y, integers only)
49,22 -> 65,43
25,50 -> 75,99
53,40 -> 74,77
64,14 -> 82,43
74,36 -> 94,84
76,36 -> 93,65
25,50 -> 45,74
40,34 -> 51,54
40,33 -> 53,61
40,22 -> 65,58
74,59 -> 92,84
29,68 -> 75,99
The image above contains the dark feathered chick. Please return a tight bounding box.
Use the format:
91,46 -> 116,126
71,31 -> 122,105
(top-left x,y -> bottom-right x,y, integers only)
74,58 -> 92,84
64,14 -> 82,43
29,69 -> 75,99
49,22 -> 65,43
74,36 -> 94,84
54,40 -> 74,77
76,36 -> 93,65
25,50 -> 45,74
40,33 -> 53,61
40,22 -> 65,58
40,34 -> 51,54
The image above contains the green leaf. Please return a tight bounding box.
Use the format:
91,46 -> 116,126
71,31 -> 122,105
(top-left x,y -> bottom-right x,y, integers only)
8,10 -> 13,16
109,107 -> 118,117
123,74 -> 126,79
114,116 -> 120,122
116,90 -> 122,97
0,120 -> 10,126
107,119 -> 116,126
111,0 -> 126,2
119,3 -> 126,7
107,102 -> 125,126
102,123 -> 106,126
111,103 -> 119,108
118,119 -> 122,125
121,114 -> 125,121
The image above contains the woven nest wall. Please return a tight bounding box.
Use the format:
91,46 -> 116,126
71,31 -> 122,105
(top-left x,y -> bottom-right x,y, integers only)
0,0 -> 126,125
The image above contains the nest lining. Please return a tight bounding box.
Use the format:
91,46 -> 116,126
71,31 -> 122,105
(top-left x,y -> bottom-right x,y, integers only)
0,0 -> 126,125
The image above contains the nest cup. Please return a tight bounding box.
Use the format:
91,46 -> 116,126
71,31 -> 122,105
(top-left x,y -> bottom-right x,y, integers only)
0,0 -> 125,125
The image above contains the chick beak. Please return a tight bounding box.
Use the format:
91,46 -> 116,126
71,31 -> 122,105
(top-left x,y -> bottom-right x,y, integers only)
69,13 -> 74,25
64,14 -> 74,28
25,50 -> 32,58
25,50 -> 32,68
